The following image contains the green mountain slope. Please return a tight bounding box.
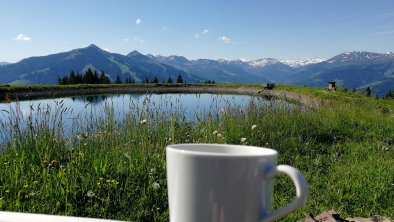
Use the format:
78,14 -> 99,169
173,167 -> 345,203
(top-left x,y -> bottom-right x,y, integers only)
0,45 -> 201,84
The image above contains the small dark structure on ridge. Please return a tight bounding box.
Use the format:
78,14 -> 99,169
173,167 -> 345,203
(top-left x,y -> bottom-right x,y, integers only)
327,81 -> 336,91
263,83 -> 276,90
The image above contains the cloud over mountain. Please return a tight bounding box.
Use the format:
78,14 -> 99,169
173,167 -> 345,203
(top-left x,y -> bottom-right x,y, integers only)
218,36 -> 231,44
14,34 -> 31,41
135,18 -> 142,25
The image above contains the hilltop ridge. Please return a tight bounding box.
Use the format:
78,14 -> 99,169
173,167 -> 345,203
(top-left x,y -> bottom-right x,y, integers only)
0,45 -> 393,95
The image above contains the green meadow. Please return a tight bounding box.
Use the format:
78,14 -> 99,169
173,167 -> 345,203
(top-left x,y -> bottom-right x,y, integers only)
0,84 -> 393,221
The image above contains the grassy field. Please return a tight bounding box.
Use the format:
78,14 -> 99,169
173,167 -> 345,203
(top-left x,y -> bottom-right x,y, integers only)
0,84 -> 393,221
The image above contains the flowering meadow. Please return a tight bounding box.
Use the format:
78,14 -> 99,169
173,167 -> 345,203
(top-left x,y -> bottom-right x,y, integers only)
0,87 -> 393,221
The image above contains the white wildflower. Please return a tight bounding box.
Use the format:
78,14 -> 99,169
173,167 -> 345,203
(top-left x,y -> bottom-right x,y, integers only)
140,119 -> 147,124
251,125 -> 257,130
213,130 -> 218,135
240,138 -> 247,143
152,182 -> 160,190
87,190 -> 95,198
217,133 -> 222,138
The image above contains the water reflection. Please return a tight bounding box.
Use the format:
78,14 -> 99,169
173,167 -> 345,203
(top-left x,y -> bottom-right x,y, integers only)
0,93 -> 287,144
71,95 -> 108,104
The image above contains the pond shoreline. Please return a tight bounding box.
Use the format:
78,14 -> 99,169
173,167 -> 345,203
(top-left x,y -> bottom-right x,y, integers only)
0,85 -> 320,107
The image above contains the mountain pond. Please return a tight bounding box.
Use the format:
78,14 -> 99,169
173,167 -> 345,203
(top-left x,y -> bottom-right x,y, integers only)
0,93 -> 291,148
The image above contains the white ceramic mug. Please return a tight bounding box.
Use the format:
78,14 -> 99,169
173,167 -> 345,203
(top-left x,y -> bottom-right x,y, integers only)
166,144 -> 308,222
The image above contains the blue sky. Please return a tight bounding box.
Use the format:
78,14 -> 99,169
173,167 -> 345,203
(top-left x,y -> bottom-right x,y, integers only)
1,0 -> 394,62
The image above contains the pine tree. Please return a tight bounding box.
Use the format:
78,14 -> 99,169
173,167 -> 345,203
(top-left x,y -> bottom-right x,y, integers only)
385,89 -> 393,99
366,87 -> 372,97
167,76 -> 173,84
93,70 -> 99,84
61,76 -> 69,85
99,71 -> 110,84
84,68 -> 94,84
151,76 -> 159,83
69,71 -> 76,84
176,74 -> 184,83
75,72 -> 83,84
125,77 -> 134,84
115,75 -> 122,84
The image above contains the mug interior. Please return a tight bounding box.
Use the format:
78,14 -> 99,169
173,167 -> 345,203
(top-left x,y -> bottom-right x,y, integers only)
167,143 -> 277,157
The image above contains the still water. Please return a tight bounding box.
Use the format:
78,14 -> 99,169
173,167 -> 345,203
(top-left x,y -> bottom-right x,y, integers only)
0,93 -> 283,144
0,93 -> 257,122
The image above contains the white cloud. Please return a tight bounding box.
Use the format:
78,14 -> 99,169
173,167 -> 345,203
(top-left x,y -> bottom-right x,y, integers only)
194,29 -> 209,38
14,34 -> 31,41
218,36 -> 231,44
103,48 -> 110,52
122,38 -> 129,42
135,18 -> 142,25
133,37 -> 144,44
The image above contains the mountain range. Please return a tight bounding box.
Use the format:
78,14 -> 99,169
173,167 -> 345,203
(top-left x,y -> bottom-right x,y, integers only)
0,44 -> 393,96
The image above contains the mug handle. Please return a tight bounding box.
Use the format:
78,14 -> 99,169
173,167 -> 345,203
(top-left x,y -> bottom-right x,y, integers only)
260,165 -> 308,222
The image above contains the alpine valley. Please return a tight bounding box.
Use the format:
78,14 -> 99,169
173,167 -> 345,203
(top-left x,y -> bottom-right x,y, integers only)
0,44 -> 393,96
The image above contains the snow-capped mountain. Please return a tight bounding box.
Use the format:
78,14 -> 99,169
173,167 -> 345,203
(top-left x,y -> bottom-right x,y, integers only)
279,58 -> 326,67
217,58 -> 248,65
326,51 -> 394,65
1,46 -> 393,96
248,58 -> 281,67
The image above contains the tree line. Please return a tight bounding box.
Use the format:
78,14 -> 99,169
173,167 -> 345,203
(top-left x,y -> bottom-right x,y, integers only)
58,69 -> 111,85
141,74 -> 185,84
58,69 -> 194,85
385,89 -> 394,99
365,87 -> 394,99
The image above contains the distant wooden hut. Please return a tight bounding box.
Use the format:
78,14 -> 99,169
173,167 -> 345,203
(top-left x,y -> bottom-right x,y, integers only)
328,81 -> 336,91
263,83 -> 276,90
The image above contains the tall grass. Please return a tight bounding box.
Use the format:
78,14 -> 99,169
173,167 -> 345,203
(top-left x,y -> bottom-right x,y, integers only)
0,90 -> 393,221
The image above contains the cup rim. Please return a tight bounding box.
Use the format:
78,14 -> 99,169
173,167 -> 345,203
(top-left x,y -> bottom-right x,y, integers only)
166,143 -> 278,157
